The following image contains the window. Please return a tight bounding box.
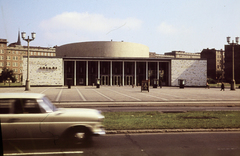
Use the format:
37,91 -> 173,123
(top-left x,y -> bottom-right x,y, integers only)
7,56 -> 11,60
7,62 -> 10,66
0,50 -> 3,54
0,99 -> 13,114
0,62 -> 3,66
13,99 -> 42,114
0,56 -> 3,60
13,56 -> 18,60
13,62 -> 18,67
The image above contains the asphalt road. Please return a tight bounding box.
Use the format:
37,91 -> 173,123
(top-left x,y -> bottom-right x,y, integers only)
3,132 -> 240,156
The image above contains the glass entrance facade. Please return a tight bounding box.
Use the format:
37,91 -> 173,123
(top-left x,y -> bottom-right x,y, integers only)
64,60 -> 170,86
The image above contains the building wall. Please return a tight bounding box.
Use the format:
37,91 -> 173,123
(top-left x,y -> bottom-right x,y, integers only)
57,41 -> 149,58
0,39 -> 8,74
171,59 -> 207,86
22,57 -> 63,86
201,49 -> 225,81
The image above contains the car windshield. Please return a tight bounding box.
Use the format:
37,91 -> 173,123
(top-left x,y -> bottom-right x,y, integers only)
42,96 -> 58,112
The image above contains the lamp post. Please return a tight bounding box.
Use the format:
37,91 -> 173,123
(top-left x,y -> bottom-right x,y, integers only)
226,36 -> 239,91
21,32 -> 36,91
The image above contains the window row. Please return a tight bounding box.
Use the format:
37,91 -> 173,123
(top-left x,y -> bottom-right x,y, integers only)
0,56 -> 23,60
3,51 -> 56,56
0,62 -> 23,67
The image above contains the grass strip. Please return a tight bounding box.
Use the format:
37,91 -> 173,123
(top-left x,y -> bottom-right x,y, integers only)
103,111 -> 240,130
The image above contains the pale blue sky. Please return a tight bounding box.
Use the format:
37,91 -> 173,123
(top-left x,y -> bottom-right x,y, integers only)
1,0 -> 240,54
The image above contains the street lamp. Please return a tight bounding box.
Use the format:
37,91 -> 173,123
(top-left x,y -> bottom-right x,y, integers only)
226,36 -> 239,91
21,32 -> 36,91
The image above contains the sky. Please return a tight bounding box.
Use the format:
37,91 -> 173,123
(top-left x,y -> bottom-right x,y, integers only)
0,0 -> 240,54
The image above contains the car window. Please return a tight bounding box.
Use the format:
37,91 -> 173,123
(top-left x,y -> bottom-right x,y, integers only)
13,99 -> 42,114
42,96 -> 58,112
0,99 -> 13,114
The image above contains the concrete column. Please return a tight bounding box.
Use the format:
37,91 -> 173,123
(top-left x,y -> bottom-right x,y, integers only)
157,62 -> 159,80
122,61 -> 124,86
74,61 -> 76,86
134,61 -> 137,86
146,61 -> 148,80
168,61 -> 171,86
98,61 -> 100,79
110,61 -> 112,86
62,61 -> 65,86
86,61 -> 88,86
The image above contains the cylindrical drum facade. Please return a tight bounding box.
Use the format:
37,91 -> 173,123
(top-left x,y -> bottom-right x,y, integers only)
56,41 -> 149,58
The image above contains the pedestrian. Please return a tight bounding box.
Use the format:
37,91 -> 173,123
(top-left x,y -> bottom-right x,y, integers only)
206,82 -> 210,89
159,79 -> 162,88
221,82 -> 225,91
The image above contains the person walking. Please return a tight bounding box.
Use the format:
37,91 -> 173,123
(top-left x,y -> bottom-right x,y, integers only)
206,82 -> 210,89
221,82 -> 225,91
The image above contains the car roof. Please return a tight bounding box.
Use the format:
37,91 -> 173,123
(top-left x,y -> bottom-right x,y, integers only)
0,93 -> 45,99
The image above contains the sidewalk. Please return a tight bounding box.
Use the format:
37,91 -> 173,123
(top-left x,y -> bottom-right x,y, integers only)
1,86 -> 240,107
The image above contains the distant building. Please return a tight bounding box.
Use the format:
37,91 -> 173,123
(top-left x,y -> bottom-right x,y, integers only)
201,49 -> 225,82
224,44 -> 240,83
149,52 -> 174,58
0,32 -> 56,83
164,51 -> 200,59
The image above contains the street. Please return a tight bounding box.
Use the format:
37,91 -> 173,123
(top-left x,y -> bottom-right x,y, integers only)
1,86 -> 240,155
3,132 -> 240,156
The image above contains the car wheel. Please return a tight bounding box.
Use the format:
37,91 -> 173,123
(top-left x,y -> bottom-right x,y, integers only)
67,127 -> 92,145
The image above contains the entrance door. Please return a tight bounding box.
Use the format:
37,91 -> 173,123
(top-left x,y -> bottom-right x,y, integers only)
125,76 -> 133,85
113,75 -> 121,86
101,75 -> 109,85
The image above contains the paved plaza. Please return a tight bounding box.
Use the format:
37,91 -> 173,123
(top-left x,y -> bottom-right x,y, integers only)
0,86 -> 240,107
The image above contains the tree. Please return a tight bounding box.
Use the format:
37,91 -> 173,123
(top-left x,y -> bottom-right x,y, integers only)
0,67 -> 16,83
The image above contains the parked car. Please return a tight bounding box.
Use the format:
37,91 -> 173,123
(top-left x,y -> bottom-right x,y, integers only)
0,93 -> 105,144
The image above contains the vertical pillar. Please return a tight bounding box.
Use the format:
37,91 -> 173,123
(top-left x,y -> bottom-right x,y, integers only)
110,61 -> 112,86
146,61 -> 148,80
74,61 -> 76,86
62,60 -> 64,86
168,61 -> 171,86
98,61 -> 100,79
86,61 -> 88,86
122,61 -> 124,86
134,61 -> 137,86
157,62 -> 159,80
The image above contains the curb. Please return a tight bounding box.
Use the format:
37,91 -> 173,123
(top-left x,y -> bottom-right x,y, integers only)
106,128 -> 240,134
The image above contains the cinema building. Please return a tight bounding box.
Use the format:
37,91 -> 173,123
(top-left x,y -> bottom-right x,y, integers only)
22,41 -> 207,87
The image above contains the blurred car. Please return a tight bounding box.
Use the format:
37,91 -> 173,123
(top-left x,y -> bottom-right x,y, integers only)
0,93 -> 105,144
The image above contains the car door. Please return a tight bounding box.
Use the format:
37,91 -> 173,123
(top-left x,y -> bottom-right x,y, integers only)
0,99 -> 13,139
5,99 -> 53,140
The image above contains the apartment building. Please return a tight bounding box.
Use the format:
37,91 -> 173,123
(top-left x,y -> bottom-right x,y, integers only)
201,48 -> 225,81
0,33 -> 56,82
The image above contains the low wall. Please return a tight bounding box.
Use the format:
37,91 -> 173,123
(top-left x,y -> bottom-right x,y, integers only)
22,57 -> 63,86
